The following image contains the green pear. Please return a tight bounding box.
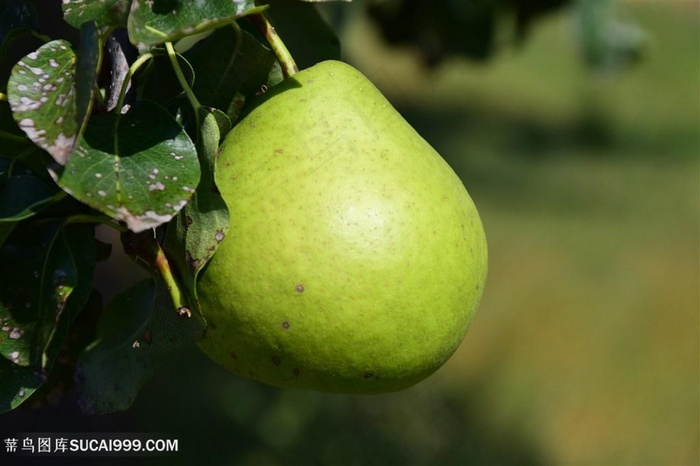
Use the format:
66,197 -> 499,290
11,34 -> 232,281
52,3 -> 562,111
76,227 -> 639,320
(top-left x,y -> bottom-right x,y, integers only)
196,60 -> 487,394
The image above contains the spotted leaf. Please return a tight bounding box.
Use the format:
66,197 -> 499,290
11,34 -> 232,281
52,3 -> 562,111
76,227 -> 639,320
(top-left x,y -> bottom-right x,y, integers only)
0,221 -> 59,369
50,100 -> 200,233
7,40 -> 78,165
0,356 -> 42,413
0,220 -> 96,411
127,0 -> 263,48
77,278 -> 203,414
62,0 -> 131,28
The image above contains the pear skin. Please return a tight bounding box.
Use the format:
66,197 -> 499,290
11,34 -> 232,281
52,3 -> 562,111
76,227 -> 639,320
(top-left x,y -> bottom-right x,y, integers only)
196,60 -> 487,393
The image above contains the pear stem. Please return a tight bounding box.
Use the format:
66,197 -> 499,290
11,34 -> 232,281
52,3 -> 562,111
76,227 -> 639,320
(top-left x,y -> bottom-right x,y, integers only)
250,13 -> 299,77
122,230 -> 192,318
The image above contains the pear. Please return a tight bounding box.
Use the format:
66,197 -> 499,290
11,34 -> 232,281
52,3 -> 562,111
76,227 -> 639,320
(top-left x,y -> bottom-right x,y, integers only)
196,60 -> 487,394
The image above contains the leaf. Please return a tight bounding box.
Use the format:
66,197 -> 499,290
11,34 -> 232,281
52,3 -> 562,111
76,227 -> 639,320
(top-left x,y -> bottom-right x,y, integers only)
164,109 -> 229,315
62,0 -> 131,29
39,223 -> 96,369
0,221 -> 96,412
0,158 -> 61,222
0,221 -> 95,367
127,0 -> 266,49
75,21 -> 101,133
6,24 -> 99,166
50,100 -> 200,233
0,221 -> 59,369
7,40 -> 78,165
184,25 -> 276,121
0,355 -> 43,413
76,278 -> 204,414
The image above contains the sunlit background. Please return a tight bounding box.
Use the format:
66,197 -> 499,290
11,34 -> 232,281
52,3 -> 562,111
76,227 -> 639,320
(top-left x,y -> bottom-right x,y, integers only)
4,1 -> 698,465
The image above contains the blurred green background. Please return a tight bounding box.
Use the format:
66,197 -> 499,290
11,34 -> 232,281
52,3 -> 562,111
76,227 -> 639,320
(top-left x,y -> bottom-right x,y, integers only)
4,1 -> 698,465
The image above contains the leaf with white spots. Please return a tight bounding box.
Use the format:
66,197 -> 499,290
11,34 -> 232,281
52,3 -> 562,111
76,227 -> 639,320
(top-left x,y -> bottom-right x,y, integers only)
51,101 -> 200,233
0,355 -> 42,413
0,220 -> 96,412
77,278 -> 203,414
0,221 -> 59,369
62,0 -> 131,29
7,23 -> 101,166
127,0 -> 263,48
8,40 -> 78,165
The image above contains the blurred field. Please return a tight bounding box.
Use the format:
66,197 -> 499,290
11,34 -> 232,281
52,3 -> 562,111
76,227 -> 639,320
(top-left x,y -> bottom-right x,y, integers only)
3,2 -> 697,465
343,1 -> 699,464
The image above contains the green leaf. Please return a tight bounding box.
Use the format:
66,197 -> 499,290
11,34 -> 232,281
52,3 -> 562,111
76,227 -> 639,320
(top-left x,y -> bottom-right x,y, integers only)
127,0 -> 265,48
7,40 -> 78,165
164,109 -> 229,315
62,0 -> 131,29
0,221 -> 59,369
75,21 -> 101,134
0,221 -> 96,412
0,221 -> 95,368
0,158 -> 61,222
6,25 -> 98,166
184,25 -> 276,121
39,223 -> 96,370
0,355 -> 43,413
50,100 -> 200,233
76,278 -> 204,414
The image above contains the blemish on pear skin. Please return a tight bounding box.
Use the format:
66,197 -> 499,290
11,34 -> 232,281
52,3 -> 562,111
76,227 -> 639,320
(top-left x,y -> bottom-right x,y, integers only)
230,352 -> 237,360
281,321 -> 290,329
271,355 -> 282,366
363,371 -> 374,379
293,368 -> 301,377
295,284 -> 305,293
